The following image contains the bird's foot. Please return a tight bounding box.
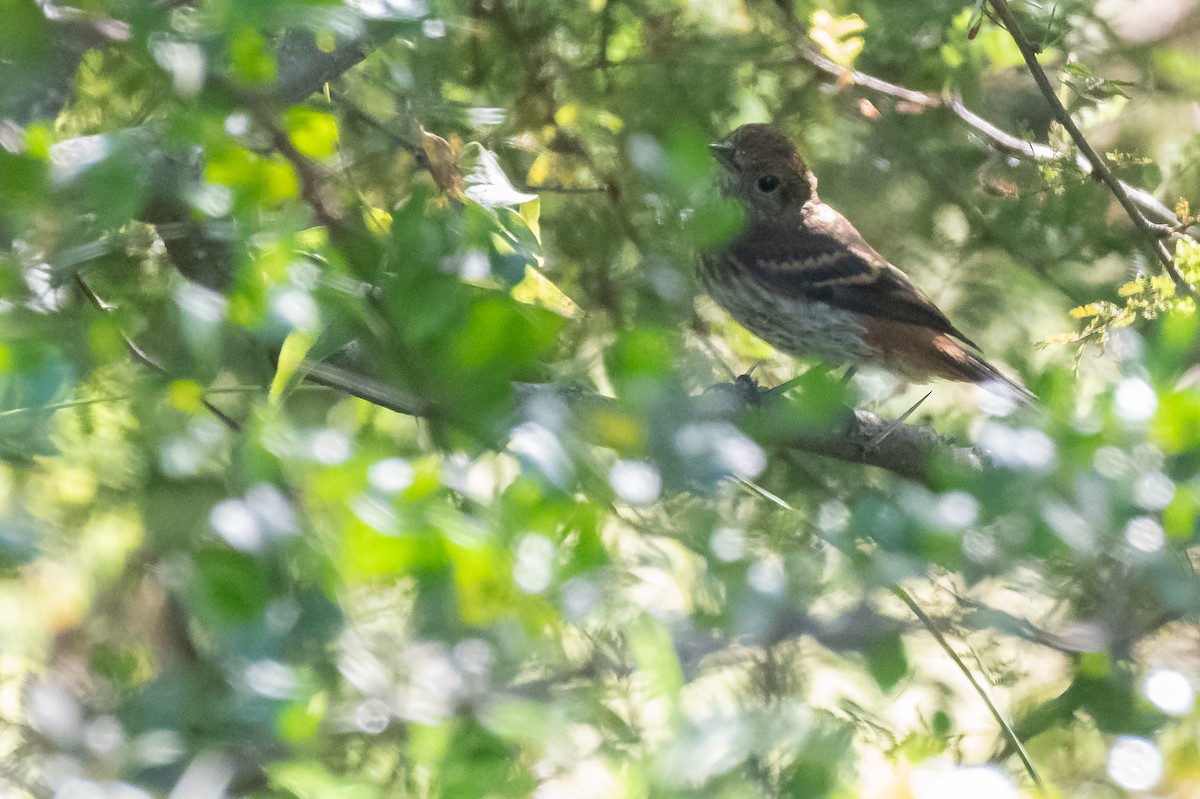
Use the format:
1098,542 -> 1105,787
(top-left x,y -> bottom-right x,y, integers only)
732,371 -> 771,405
730,365 -> 840,405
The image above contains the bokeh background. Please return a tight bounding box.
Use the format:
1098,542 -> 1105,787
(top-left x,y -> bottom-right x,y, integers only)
2,0 -> 1200,796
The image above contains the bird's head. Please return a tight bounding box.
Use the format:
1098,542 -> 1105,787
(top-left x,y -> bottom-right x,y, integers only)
709,123 -> 818,220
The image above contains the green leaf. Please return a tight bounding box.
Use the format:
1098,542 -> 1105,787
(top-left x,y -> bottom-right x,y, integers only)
866,634 -> 909,692
230,27 -> 277,86
518,197 -> 541,243
268,760 -> 377,799
628,614 -> 684,699
192,548 -> 270,622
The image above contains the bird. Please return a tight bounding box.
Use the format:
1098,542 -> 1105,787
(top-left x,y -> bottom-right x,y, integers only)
701,122 -> 1034,402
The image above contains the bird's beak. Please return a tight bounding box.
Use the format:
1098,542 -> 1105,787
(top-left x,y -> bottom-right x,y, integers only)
708,141 -> 736,170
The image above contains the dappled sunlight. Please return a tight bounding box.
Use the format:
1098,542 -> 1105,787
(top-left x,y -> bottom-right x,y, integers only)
2,0 -> 1200,797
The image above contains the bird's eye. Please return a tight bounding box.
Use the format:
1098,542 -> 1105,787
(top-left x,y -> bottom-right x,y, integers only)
757,175 -> 780,193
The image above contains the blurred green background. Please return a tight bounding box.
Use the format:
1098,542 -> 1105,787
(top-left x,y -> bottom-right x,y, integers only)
2,0 -> 1200,796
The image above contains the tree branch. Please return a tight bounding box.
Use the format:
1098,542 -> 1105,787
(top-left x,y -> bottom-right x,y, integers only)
272,29 -> 369,105
985,0 -> 1192,296
300,363 -> 983,484
781,406 -> 982,481
765,0 -> 1196,293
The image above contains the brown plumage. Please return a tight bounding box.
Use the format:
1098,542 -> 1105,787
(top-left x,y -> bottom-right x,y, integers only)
701,123 -> 1033,401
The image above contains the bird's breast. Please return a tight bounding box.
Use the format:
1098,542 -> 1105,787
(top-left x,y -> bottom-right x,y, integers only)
700,254 -> 872,364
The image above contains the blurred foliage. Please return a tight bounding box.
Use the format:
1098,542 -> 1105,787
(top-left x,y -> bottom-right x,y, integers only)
1,1 -> 1200,798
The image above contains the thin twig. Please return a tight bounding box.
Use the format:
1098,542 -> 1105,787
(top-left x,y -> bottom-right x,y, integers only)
985,0 -> 1192,296
892,586 -> 1045,790
733,456 -> 1047,785
521,183 -> 608,194
243,102 -> 342,233
74,276 -> 243,431
335,98 -> 428,167
301,360 -> 430,417
765,0 -> 1196,292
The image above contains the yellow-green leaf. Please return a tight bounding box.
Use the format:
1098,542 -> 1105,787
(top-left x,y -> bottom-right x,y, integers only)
285,108 -> 339,160
230,27 -> 277,86
809,10 -> 867,69
511,264 -> 578,318
270,330 -> 316,404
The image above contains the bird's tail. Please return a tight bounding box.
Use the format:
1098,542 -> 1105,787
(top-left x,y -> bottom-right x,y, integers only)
961,351 -> 1038,404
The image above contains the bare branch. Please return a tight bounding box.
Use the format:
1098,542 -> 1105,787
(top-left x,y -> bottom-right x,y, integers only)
894,586 -> 1045,789
779,406 -> 982,481
985,0 -> 1192,296
301,364 -> 983,484
764,0 -> 1197,294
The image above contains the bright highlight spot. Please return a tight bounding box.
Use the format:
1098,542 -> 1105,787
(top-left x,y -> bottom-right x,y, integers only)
1114,377 -> 1157,422
1123,516 -> 1165,552
1107,736 -> 1163,791
747,555 -> 785,595
935,491 -> 978,530
510,422 -> 571,486
561,576 -> 601,621
978,424 -> 1056,470
626,134 -> 665,176
1093,446 -> 1129,479
1042,502 -> 1095,553
1143,668 -> 1195,716
52,780 -> 153,799
674,422 -> 766,479
245,483 -> 298,536
975,382 -> 1018,417
210,499 -> 262,552
910,765 -> 1017,799
272,288 -> 320,332
513,534 -> 555,594
348,0 -> 427,19
151,39 -> 206,97
716,430 -> 767,479
310,429 -> 352,464
457,249 -> 491,281
369,458 -> 414,494
192,183 -> 232,216
1133,472 -> 1175,511
224,113 -> 250,136
354,698 -> 391,734
244,659 -> 298,699
609,460 -> 661,505
176,282 -> 228,324
817,501 -> 849,534
710,527 -> 745,562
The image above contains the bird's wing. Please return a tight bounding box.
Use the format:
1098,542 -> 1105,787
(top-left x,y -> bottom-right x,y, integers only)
730,207 -> 980,350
